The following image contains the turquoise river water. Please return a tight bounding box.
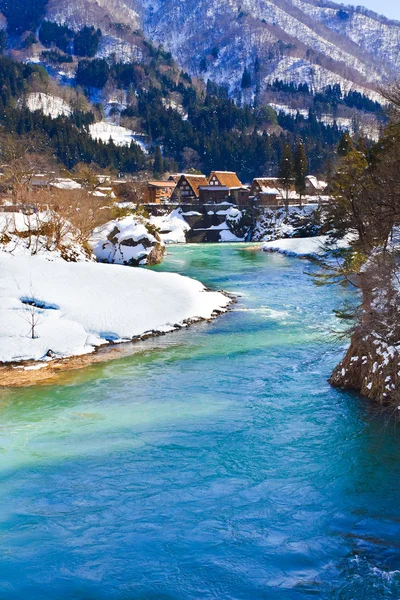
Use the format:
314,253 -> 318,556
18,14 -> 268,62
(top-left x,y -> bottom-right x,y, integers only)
0,243 -> 399,599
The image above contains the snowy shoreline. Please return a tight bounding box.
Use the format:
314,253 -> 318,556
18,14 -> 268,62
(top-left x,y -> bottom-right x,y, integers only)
0,252 -> 231,373
261,235 -> 351,258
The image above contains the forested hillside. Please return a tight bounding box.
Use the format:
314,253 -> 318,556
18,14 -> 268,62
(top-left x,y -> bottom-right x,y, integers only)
0,0 -> 389,178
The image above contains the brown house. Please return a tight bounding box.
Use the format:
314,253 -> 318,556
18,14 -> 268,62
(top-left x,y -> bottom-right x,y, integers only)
230,186 -> 251,207
250,178 -> 284,207
146,180 -> 176,204
168,174 -> 183,183
305,175 -> 327,195
199,185 -> 230,204
209,171 -> 242,188
172,174 -> 209,201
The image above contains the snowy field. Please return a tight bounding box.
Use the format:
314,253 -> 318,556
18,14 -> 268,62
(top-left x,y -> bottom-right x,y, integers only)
0,253 -> 229,363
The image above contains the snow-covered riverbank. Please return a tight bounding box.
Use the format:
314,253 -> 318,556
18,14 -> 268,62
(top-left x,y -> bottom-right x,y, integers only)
261,235 -> 351,257
0,253 -> 230,365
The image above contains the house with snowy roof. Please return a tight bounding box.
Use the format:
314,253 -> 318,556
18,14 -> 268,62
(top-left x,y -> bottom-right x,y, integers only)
250,178 -> 283,206
305,176 -> 328,195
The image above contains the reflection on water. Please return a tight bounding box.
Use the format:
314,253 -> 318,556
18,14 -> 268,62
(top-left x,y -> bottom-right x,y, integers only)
0,243 -> 399,599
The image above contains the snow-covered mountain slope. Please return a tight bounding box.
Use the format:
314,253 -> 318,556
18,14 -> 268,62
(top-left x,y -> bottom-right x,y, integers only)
24,93 -> 72,118
29,0 -> 400,96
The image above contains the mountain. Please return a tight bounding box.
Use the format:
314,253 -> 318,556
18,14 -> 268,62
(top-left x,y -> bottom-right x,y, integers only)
40,0 -> 400,100
0,0 -> 393,180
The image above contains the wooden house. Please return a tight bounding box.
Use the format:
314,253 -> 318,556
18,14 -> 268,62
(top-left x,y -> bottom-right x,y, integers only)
199,185 -> 230,204
172,174 -> 209,201
146,180 -> 176,204
250,178 -> 282,206
208,171 -> 242,188
230,186 -> 251,207
305,175 -> 327,195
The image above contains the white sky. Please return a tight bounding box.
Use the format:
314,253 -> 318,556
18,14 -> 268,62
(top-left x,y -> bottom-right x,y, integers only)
358,0 -> 399,20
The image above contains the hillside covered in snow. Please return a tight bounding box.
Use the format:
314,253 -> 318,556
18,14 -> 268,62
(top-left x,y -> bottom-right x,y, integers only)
41,0 -> 400,99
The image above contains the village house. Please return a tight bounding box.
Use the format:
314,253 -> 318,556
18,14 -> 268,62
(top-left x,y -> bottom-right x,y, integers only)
230,186 -> 251,208
199,185 -> 230,204
172,174 -> 209,202
22,173 -> 56,187
208,171 -> 242,188
199,171 -> 249,205
168,174 -> 184,184
250,178 -> 282,206
305,175 -> 328,195
145,180 -> 176,204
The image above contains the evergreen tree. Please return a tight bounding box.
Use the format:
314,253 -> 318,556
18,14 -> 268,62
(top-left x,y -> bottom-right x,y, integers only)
153,145 -> 164,177
0,0 -> 47,33
39,21 -> 74,53
241,67 -> 252,89
279,143 -> 294,212
74,26 -> 102,58
338,132 -> 355,157
294,142 -> 308,205
0,31 -> 6,54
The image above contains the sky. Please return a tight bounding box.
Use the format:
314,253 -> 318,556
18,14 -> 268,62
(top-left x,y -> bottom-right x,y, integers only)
357,0 -> 400,20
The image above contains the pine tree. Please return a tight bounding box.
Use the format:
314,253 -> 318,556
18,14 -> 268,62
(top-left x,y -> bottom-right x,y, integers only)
241,67 -> 252,89
337,132 -> 354,157
153,145 -> 164,177
279,143 -> 294,212
294,142 -> 308,206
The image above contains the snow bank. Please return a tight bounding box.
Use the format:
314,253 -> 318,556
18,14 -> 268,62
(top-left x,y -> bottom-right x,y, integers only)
219,230 -> 245,242
0,253 -> 230,363
261,235 -> 350,257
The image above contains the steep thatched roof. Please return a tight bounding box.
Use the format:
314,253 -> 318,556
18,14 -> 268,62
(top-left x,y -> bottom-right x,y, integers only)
178,174 -> 209,197
209,171 -> 242,188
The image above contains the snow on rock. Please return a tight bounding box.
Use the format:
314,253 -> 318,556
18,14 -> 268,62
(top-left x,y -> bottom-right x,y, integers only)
253,205 -> 322,242
24,93 -> 72,118
0,252 -> 230,363
89,121 -> 147,152
91,216 -> 165,265
150,210 -> 191,244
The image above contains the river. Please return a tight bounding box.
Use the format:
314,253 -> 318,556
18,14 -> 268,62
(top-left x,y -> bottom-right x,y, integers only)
0,243 -> 399,599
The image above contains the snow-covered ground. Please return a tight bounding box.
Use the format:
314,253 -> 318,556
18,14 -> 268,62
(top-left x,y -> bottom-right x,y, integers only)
89,121 -> 148,152
24,93 -> 72,118
0,211 -> 91,262
261,235 -> 350,257
0,253 -> 230,363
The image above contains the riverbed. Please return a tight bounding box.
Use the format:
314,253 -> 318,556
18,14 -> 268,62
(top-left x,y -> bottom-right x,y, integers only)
0,243 -> 399,599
